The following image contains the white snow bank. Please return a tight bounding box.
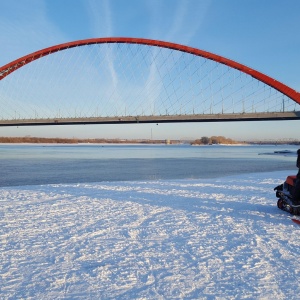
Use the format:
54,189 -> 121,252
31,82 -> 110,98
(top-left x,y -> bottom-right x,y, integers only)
1,171 -> 299,299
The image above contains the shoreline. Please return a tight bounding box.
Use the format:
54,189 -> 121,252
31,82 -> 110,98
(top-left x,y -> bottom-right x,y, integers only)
0,136 -> 298,146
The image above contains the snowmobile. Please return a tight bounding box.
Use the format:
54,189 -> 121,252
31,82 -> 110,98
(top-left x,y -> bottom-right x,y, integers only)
275,175 -> 300,215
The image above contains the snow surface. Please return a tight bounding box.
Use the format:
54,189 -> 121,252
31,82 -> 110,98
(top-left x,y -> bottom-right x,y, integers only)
1,170 -> 300,299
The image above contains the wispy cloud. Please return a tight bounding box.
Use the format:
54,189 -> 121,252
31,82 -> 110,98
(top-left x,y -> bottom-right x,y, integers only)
0,0 -> 66,66
145,0 -> 163,38
141,0 -> 212,115
85,0 -> 118,97
183,1 -> 212,45
86,0 -> 113,37
166,0 -> 188,42
146,0 -> 211,46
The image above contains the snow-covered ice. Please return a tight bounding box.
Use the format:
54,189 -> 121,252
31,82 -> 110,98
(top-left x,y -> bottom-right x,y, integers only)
1,170 -> 300,299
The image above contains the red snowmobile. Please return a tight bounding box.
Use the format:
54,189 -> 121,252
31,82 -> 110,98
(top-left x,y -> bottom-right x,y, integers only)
275,175 -> 300,215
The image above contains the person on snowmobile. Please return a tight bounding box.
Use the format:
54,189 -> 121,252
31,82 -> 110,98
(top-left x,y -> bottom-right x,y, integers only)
293,149 -> 300,205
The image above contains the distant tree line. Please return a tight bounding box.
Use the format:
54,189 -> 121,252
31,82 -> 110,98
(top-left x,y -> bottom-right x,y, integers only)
0,136 -> 174,144
0,137 -> 80,144
191,136 -> 240,145
3,136 -> 297,145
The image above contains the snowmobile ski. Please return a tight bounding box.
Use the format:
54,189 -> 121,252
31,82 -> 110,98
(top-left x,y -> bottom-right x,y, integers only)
292,218 -> 300,225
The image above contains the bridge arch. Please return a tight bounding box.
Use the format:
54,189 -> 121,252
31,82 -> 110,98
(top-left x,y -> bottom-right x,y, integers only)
1,37 -> 300,105
1,37 -> 300,126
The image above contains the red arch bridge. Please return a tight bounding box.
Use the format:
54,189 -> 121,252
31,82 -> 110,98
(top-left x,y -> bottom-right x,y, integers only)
0,37 -> 299,126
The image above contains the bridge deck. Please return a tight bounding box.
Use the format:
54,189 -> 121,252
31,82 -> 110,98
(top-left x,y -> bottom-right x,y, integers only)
1,111 -> 300,126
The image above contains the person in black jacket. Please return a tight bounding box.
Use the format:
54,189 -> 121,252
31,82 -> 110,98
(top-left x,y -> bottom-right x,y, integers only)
293,149 -> 300,205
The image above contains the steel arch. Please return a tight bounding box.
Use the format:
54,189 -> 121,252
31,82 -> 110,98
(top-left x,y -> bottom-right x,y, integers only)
1,37 -> 300,105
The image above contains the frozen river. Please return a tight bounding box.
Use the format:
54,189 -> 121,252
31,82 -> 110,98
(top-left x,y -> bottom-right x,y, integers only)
0,144 -> 297,186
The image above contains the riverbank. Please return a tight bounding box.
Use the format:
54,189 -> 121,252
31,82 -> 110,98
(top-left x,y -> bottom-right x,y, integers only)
0,136 -> 178,144
1,136 -> 299,145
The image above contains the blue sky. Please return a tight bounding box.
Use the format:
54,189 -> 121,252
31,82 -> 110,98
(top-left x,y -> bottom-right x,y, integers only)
0,0 -> 299,141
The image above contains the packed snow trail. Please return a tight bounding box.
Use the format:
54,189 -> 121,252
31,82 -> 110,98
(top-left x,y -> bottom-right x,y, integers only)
1,171 -> 300,299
